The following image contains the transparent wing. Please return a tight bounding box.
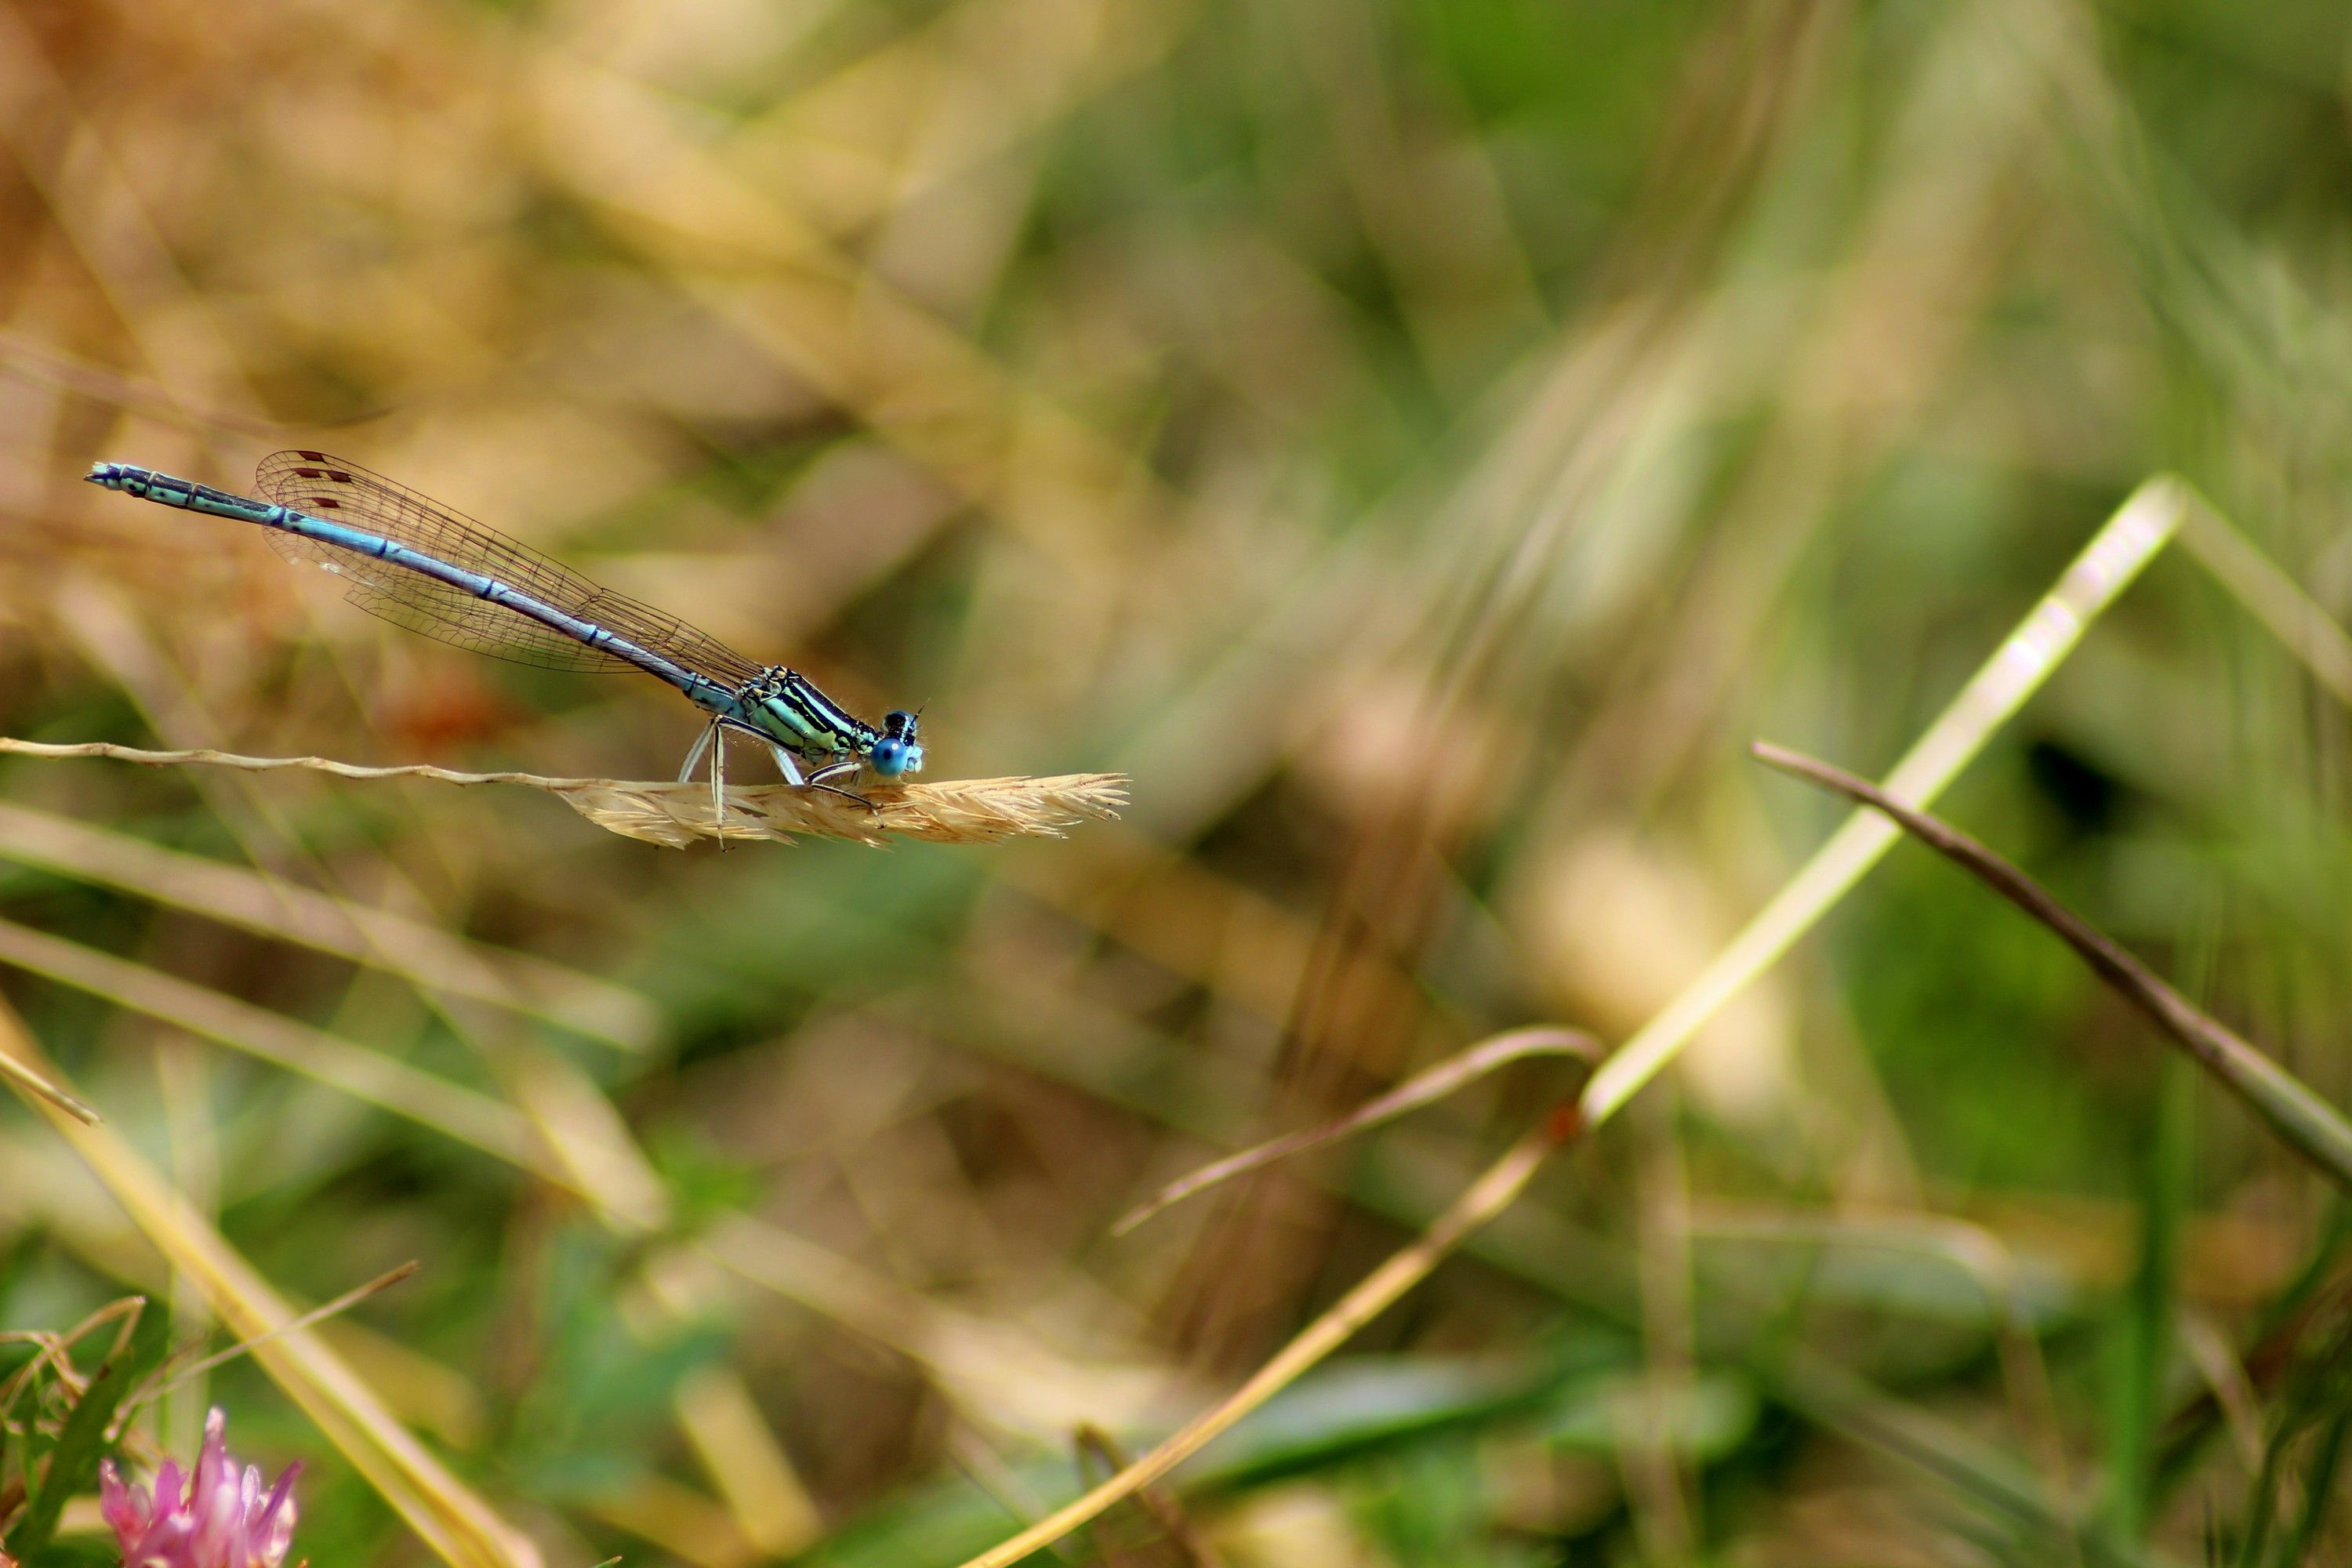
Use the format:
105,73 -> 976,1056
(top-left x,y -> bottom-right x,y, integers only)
253,450 -> 764,685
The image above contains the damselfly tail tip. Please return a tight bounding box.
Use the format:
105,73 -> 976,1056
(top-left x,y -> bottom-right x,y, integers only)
85,460 -> 125,488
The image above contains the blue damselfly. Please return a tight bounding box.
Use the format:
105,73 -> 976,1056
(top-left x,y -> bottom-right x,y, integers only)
85,452 -> 923,824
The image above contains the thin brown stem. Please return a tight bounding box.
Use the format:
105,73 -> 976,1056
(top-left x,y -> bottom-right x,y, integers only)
127,1261 -> 423,1419
1074,1426 -> 1227,1568
1751,740 -> 2352,1189
1111,1025 -> 1597,1235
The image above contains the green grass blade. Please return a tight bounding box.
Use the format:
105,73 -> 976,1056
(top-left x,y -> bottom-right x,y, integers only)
9,1298 -> 168,1560
1578,477 -> 2188,1127
2107,1055 -> 2194,1538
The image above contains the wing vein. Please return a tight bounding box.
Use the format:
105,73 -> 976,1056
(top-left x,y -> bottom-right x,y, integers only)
252,451 -> 764,686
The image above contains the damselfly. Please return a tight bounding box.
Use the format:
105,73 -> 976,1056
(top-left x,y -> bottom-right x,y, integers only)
85,452 -> 924,825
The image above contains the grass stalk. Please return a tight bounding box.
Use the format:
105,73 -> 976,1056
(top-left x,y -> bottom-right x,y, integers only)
0,739 -> 1126,847
0,1033 -> 97,1124
2177,495 -> 2352,710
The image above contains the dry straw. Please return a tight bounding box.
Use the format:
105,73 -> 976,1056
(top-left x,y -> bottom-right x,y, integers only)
0,739 -> 1126,848
0,799 -> 662,1051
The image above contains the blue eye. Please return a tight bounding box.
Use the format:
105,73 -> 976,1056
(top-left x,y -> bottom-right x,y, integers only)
871,738 -> 911,776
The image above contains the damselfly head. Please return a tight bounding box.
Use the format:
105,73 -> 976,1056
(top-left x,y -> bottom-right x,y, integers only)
870,709 -> 924,779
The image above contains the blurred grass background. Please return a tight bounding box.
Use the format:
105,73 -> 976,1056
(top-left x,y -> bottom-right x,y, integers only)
2,0 -> 2352,1562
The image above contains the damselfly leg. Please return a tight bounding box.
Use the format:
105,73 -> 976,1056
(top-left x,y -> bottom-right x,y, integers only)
677,725 -> 873,839
674,720 -> 734,844
677,720 -> 717,784
764,742 -> 879,812
678,721 -> 752,843
712,730 -> 730,842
